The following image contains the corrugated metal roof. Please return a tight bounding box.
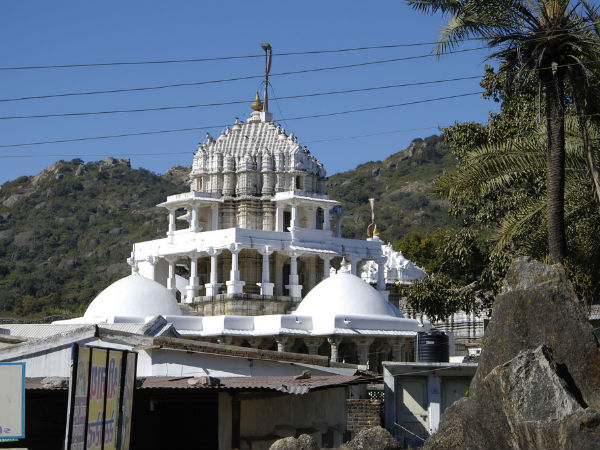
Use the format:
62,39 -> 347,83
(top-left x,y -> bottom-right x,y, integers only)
26,374 -> 374,394
332,328 -> 417,336
139,374 -> 371,394
0,324 -> 86,339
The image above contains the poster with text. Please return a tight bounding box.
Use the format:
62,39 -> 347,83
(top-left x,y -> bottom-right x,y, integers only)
86,348 -> 107,450
103,350 -> 123,450
119,352 -> 137,450
70,346 -> 90,450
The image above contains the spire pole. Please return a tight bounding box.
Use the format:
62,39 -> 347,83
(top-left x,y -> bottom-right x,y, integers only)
261,43 -> 272,113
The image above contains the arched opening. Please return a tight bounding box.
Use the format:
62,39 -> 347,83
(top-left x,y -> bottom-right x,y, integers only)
339,341 -> 358,365
318,340 -> 331,357
316,207 -> 324,230
290,338 -> 309,354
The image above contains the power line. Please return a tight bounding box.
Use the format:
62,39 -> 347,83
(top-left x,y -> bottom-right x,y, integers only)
0,47 -> 486,103
0,126 -> 445,159
0,75 -> 482,120
3,20 -> 599,72
0,41 -> 445,71
0,91 -> 482,149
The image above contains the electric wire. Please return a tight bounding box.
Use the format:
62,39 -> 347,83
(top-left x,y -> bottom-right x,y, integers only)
0,47 -> 486,103
0,126 -> 443,158
0,75 -> 482,120
0,91 -> 482,149
2,21 -> 600,72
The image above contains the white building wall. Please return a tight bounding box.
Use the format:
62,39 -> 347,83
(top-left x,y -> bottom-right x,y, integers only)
140,348 -> 337,378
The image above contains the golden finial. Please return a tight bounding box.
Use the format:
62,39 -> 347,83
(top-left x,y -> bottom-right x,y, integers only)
373,223 -> 379,237
251,91 -> 263,111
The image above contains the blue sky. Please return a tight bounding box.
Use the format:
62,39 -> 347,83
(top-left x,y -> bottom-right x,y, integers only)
0,1 -> 499,184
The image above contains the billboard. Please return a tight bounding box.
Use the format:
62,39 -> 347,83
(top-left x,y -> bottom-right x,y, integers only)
65,345 -> 137,450
0,362 -> 25,440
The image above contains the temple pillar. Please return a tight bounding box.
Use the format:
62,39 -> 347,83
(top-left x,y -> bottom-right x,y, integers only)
147,255 -> 158,281
328,337 -> 341,363
275,204 -> 284,232
257,246 -> 274,296
290,202 -> 298,230
226,244 -> 245,295
308,206 -> 317,229
390,339 -> 406,362
167,208 -> 175,244
324,207 -> 331,231
357,338 -> 374,369
320,255 -> 332,280
190,204 -> 201,232
211,204 -> 219,231
166,257 -> 177,296
285,252 -> 302,300
377,257 -> 387,291
205,248 -> 222,296
275,336 -> 289,353
185,254 -> 200,304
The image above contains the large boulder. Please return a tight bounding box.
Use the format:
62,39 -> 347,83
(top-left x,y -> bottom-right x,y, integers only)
343,426 -> 401,450
471,257 -> 600,408
423,257 -> 600,450
268,434 -> 318,450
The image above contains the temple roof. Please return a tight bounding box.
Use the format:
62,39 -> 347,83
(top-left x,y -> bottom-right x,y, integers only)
191,111 -> 325,178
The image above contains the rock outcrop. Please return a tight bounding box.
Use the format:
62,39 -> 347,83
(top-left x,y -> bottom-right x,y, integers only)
342,426 -> 401,450
268,434 -> 318,450
423,257 -> 600,450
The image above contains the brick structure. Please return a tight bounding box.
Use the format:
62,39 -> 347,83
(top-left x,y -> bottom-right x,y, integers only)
346,398 -> 383,433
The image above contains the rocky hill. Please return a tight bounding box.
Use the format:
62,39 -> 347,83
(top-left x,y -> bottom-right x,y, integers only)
0,158 -> 188,317
0,135 -> 456,317
326,134 -> 457,241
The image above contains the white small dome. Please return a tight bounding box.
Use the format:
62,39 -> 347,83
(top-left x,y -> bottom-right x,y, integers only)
84,274 -> 182,318
295,272 -> 403,318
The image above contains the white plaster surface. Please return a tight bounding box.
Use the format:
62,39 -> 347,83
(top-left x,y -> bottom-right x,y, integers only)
84,273 -> 182,319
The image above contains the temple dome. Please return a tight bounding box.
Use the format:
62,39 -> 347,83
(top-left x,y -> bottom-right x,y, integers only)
84,274 -> 182,319
295,273 -> 403,318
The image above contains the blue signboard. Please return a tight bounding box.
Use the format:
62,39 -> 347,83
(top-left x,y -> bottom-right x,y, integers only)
0,362 -> 26,440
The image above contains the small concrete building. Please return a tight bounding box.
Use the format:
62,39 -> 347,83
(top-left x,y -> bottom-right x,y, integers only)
383,361 -> 478,448
0,324 -> 375,449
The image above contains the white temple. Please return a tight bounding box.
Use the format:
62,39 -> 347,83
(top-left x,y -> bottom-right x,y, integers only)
56,82 -> 431,369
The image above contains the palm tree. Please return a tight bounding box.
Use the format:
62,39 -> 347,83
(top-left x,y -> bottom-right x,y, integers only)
407,0 -> 600,262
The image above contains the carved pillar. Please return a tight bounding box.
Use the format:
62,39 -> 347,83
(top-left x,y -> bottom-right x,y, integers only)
205,248 -> 222,296
324,207 -> 331,231
211,204 -> 219,231
166,257 -> 177,296
275,204 -> 284,232
285,252 -> 302,300
226,244 -> 245,295
275,336 -> 289,353
357,338 -> 374,369
320,255 -> 332,280
328,337 -> 341,363
390,338 -> 406,362
185,253 -> 200,304
147,255 -> 158,281
257,246 -> 274,296
190,204 -> 201,232
167,208 -> 176,244
290,202 -> 298,229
